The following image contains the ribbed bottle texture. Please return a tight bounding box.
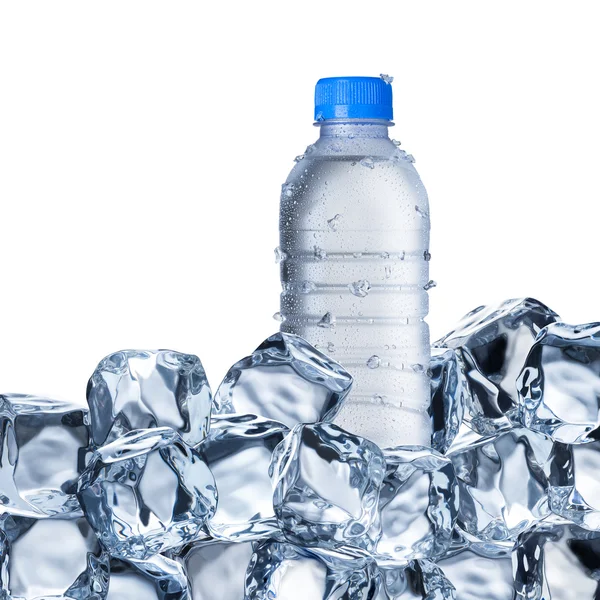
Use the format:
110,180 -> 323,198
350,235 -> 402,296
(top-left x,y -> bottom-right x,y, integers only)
279,121 -> 431,447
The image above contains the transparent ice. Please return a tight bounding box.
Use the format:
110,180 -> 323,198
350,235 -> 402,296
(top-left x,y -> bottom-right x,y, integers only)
213,333 -> 352,429
375,561 -> 456,600
513,525 -> 600,600
107,554 -> 188,600
177,541 -> 254,600
434,298 -> 558,439
0,515 -> 110,600
374,446 -> 458,566
437,549 -> 514,600
77,427 -> 216,560
87,349 -> 212,447
245,540 -> 379,600
271,422 -> 385,550
196,414 -> 288,542
517,322 -> 600,444
452,427 -> 554,545
0,394 -> 88,519
429,349 -> 468,454
548,440 -> 600,531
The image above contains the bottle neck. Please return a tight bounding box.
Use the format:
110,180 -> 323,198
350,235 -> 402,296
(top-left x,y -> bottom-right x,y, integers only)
317,119 -> 391,139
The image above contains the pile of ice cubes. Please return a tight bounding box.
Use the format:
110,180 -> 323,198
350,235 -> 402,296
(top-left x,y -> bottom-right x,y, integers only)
2,297 -> 600,599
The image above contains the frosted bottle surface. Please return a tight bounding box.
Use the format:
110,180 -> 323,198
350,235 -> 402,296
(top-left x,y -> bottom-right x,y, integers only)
279,78 -> 431,447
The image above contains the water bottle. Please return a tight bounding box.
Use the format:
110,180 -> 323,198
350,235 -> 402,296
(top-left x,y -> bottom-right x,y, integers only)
278,76 -> 432,447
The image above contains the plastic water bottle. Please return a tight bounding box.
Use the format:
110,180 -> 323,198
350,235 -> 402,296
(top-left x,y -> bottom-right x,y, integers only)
278,76 -> 431,447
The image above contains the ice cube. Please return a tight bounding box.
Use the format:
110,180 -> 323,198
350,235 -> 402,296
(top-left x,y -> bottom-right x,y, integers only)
375,561 -> 456,599
270,422 -> 385,550
77,427 -> 216,560
196,414 -> 288,542
0,515 -> 109,599
429,348 -> 468,454
517,322 -> 600,444
374,446 -> 458,566
514,525 -> 600,600
87,349 -> 212,447
434,298 -> 558,437
245,540 -> 379,600
108,554 -> 188,600
213,333 -> 352,429
177,540 -> 255,600
548,440 -> 600,530
452,427 -> 554,545
437,549 -> 514,600
0,394 -> 88,518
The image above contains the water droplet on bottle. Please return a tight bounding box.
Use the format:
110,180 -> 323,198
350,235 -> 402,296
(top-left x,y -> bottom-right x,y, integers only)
367,355 -> 381,369
380,73 -> 394,84
424,250 -> 432,261
301,281 -> 317,294
348,279 -> 371,298
412,363 -> 425,373
406,154 -> 416,163
328,143 -> 343,153
273,312 -> 285,322
392,139 -> 402,147
274,247 -> 287,264
281,182 -> 295,198
385,266 -> 392,279
381,251 -> 390,259
305,144 -> 316,155
424,280 -> 437,290
327,341 -> 336,353
294,154 -> 305,163
318,312 -> 336,329
353,252 -> 363,259
315,111 -> 325,122
415,205 -> 429,218
360,157 -> 375,169
314,246 -> 327,261
327,214 -> 342,231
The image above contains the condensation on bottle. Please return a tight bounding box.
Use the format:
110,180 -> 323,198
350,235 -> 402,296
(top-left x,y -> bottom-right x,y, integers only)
277,76 -> 432,447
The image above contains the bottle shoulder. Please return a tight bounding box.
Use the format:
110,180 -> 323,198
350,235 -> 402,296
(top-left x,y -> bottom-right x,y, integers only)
285,137 -> 423,185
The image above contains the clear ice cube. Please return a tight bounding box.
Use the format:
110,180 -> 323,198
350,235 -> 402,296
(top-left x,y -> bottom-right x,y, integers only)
0,515 -> 110,599
270,422 -> 385,550
196,414 -> 288,542
108,554 -> 188,600
177,540 -> 255,600
375,561 -> 456,599
434,298 -> 558,438
245,540 -> 379,600
0,394 -> 88,518
513,525 -> 600,600
87,349 -> 212,447
374,446 -> 458,566
517,322 -> 600,444
77,427 -> 217,560
548,440 -> 600,530
437,549 -> 514,600
213,333 -> 352,429
452,427 -> 554,545
429,349 -> 468,454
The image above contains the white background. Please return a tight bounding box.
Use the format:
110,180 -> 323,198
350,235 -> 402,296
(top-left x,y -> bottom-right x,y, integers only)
1,1 -> 599,403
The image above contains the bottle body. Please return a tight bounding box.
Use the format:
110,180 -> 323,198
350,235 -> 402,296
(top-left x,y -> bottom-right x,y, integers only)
279,121 -> 431,447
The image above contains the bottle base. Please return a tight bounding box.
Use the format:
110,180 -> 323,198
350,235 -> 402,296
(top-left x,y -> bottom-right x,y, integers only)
333,397 -> 432,448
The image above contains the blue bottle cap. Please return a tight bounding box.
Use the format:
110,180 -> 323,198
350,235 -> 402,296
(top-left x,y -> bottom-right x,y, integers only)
314,76 -> 393,121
